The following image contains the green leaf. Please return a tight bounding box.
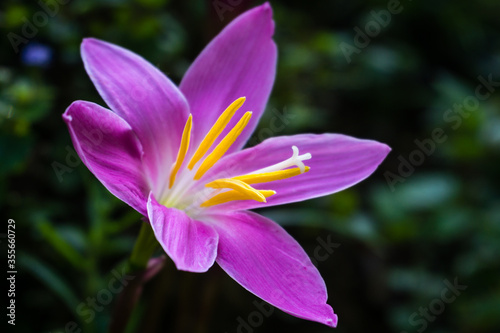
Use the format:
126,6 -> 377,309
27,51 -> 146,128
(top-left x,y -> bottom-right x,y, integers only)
18,253 -> 81,314
37,220 -> 88,271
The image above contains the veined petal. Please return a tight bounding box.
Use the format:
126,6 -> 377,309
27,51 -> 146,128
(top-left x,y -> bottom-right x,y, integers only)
211,211 -> 338,327
180,3 -> 277,156
81,38 -> 190,192
147,193 -> 218,273
63,101 -> 149,215
204,134 -> 390,211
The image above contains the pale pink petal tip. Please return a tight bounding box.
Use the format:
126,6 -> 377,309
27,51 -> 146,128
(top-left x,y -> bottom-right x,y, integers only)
327,310 -> 339,328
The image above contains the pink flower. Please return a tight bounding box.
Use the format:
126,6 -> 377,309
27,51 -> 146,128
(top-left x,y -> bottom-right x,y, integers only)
63,3 -> 390,327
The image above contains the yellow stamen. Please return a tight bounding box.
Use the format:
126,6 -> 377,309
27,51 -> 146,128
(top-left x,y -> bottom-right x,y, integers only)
205,178 -> 266,202
200,190 -> 276,208
187,97 -> 246,170
194,111 -> 252,180
232,166 -> 310,184
169,114 -> 192,188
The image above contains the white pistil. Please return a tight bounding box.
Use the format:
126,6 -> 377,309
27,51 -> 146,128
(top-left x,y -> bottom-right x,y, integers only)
251,146 -> 311,174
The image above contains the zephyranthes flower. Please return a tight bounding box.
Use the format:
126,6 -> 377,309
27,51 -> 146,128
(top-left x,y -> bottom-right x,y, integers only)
63,3 -> 389,327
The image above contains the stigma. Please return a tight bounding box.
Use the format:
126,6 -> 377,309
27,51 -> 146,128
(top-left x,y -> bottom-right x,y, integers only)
168,97 -> 311,208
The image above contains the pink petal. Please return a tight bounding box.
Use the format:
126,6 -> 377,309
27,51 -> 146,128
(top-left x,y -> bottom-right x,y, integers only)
81,38 -> 190,192
204,134 -> 390,211
180,3 -> 277,155
63,101 -> 149,215
211,210 -> 338,327
147,193 -> 218,273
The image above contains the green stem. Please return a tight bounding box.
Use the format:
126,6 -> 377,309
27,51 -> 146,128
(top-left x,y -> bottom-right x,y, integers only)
128,221 -> 158,272
109,222 -> 159,333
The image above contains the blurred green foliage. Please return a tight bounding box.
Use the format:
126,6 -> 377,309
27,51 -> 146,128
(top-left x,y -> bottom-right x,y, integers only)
1,0 -> 500,332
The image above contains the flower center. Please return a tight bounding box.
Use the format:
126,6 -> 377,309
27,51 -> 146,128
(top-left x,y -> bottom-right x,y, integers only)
166,97 -> 311,209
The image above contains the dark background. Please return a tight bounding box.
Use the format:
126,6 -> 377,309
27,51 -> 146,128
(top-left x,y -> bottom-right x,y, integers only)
1,0 -> 500,332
